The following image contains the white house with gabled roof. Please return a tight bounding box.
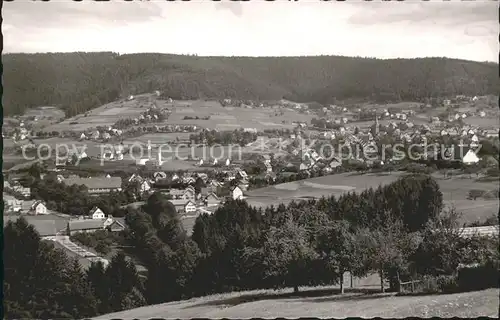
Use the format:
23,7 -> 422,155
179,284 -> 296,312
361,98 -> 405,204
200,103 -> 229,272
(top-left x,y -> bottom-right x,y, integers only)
30,201 -> 48,215
462,149 -> 480,165
89,206 -> 105,219
230,186 -> 243,200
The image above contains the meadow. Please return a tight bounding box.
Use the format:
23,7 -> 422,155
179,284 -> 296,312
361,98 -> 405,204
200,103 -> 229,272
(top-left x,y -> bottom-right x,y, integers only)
43,95 -> 314,135
246,172 -> 499,224
44,93 -> 160,132
23,106 -> 66,120
93,287 -> 499,319
162,99 -> 314,130
3,137 -> 106,168
123,132 -> 193,145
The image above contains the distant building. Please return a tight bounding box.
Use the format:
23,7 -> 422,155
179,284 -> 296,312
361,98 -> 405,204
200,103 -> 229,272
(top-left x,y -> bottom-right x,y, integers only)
30,200 -> 48,215
62,177 -> 122,195
462,149 -> 480,165
205,193 -> 220,207
89,206 -> 105,220
181,188 -> 195,200
168,188 -> 195,200
11,184 -> 31,198
230,186 -> 243,200
153,171 -> 167,181
3,194 -> 22,213
236,170 -> 248,180
299,163 -> 310,171
139,180 -> 151,193
68,218 -> 125,235
169,199 -> 197,214
128,173 -> 143,183
329,157 -> 342,169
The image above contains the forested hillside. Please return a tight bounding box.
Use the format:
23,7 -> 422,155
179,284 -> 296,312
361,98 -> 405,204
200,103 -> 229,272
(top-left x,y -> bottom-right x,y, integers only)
3,52 -> 499,117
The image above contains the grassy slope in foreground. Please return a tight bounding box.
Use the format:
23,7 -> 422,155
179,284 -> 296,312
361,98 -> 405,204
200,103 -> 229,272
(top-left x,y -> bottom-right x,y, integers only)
93,288 -> 499,319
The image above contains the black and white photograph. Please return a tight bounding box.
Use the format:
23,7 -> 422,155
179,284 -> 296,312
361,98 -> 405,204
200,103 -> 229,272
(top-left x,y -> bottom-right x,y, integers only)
2,0 -> 499,318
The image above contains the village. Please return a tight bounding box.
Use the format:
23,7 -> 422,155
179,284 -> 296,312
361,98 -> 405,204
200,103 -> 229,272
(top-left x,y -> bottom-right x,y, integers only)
4,0 -> 500,317
2,91 -> 499,295
4,95 -> 499,226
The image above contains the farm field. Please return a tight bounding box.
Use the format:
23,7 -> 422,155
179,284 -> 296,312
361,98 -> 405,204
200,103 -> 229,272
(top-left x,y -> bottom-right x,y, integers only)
246,172 -> 499,224
346,119 -> 393,129
44,93 -> 162,132
3,137 -> 104,159
44,96 -> 314,133
93,287 -> 499,319
163,100 -> 314,130
241,136 -> 290,156
3,214 -> 69,233
129,145 -> 243,160
23,106 -> 66,120
362,102 -> 422,110
123,132 -> 193,145
246,172 -> 403,208
126,135 -> 291,159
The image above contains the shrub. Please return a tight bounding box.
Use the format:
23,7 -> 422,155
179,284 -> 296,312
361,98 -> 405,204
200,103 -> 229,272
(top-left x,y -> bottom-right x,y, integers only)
457,263 -> 499,291
437,274 -> 459,293
414,275 -> 459,294
405,163 -> 433,174
95,242 -> 111,255
467,189 -> 485,200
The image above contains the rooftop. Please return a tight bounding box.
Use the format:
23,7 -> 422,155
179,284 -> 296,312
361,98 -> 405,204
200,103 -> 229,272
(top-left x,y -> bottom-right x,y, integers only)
69,219 -> 106,231
63,177 -> 122,189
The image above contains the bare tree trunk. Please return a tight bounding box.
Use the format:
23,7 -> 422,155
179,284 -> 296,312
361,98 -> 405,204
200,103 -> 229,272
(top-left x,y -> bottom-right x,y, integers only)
350,272 -> 354,288
396,270 -> 401,293
340,270 -> 344,294
379,266 -> 385,293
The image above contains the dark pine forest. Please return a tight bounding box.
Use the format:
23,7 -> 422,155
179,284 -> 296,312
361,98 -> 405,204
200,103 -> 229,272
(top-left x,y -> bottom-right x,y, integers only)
3,52 -> 498,116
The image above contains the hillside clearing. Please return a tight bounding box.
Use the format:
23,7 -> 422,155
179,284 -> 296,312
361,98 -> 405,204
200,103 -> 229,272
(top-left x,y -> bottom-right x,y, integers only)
93,288 -> 499,319
246,172 -> 499,224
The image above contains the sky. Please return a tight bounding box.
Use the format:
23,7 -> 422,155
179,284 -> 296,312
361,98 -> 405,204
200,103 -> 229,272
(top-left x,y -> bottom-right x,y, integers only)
3,0 -> 498,62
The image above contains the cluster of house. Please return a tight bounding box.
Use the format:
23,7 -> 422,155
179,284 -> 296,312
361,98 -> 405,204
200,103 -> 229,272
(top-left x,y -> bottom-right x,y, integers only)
312,112 -> 495,147
65,207 -> 126,236
4,174 -> 127,234
126,170 -> 247,214
283,112 -> 495,171
11,121 -> 31,141
3,194 -> 48,215
79,126 -> 122,142
3,164 -> 251,219
4,180 -> 31,198
2,205 -> 127,239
